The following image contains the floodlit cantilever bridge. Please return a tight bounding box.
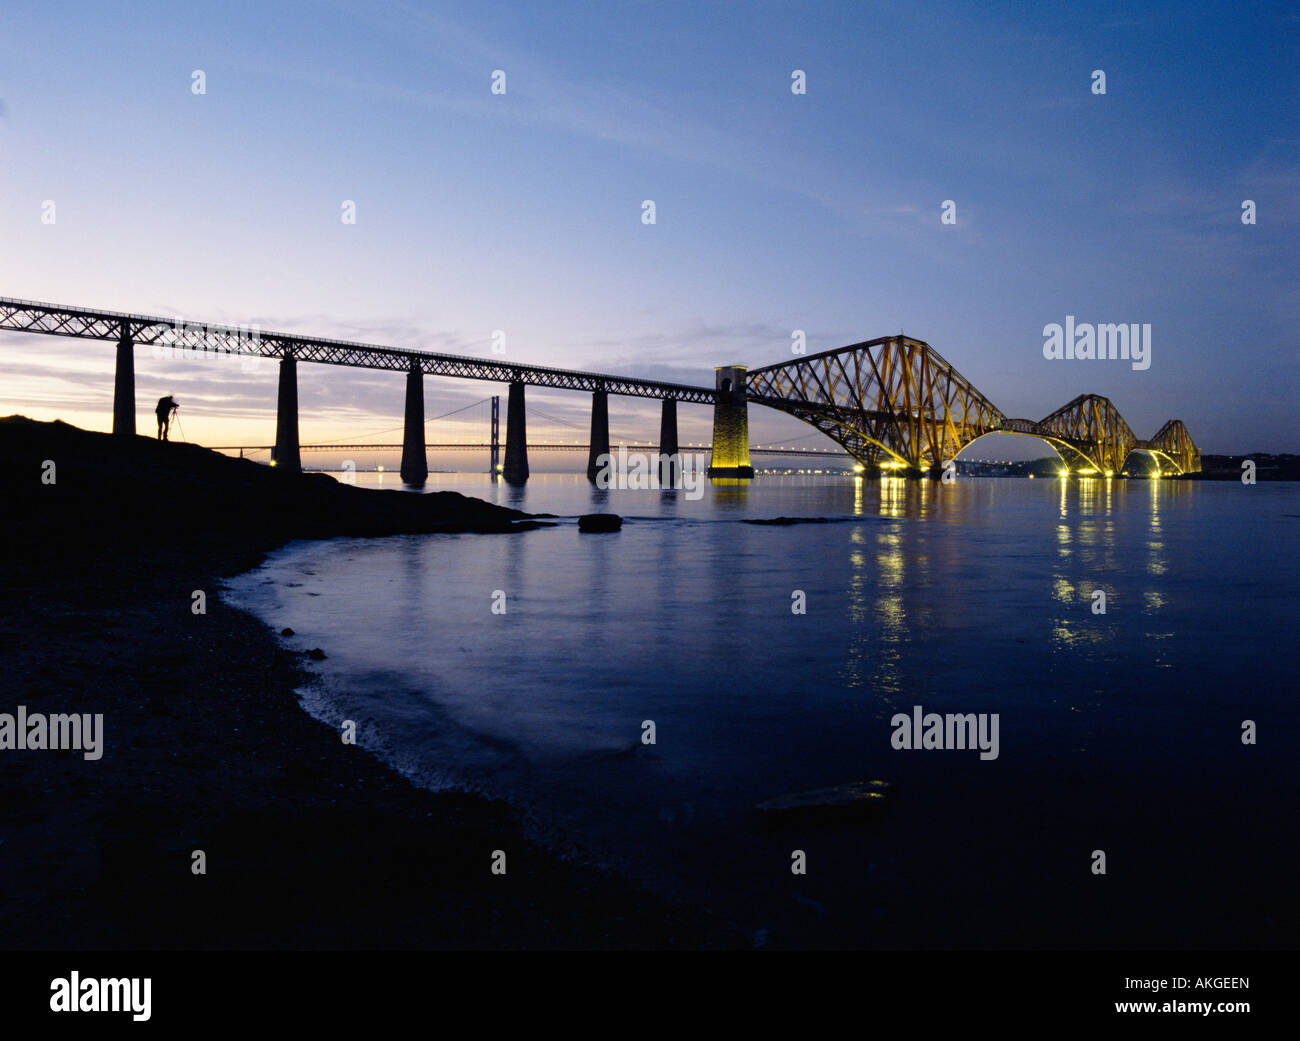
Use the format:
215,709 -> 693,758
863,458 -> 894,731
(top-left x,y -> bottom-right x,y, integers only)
0,296 -> 1199,483
747,336 -> 1200,476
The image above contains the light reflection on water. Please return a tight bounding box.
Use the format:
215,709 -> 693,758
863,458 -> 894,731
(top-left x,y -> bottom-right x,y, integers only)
225,473 -> 1296,943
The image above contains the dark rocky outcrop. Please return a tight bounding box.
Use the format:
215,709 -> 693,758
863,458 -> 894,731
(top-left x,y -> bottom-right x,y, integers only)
578,513 -> 622,533
743,516 -> 831,526
0,416 -> 548,564
756,780 -> 895,828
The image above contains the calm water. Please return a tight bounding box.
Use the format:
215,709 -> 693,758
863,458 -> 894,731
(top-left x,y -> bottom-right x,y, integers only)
225,474 -> 1299,948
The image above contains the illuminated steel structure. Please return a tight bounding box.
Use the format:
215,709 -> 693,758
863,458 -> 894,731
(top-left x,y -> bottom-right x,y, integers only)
748,337 -> 1201,475
0,297 -> 1200,479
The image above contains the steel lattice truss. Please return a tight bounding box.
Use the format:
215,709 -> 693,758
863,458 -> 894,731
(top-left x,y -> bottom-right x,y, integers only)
750,337 -> 1201,474
749,337 -> 1007,468
1138,419 -> 1201,475
1030,394 -> 1137,475
0,297 -> 716,404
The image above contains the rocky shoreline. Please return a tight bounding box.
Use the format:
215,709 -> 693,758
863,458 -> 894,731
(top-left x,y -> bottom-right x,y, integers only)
0,417 -> 739,949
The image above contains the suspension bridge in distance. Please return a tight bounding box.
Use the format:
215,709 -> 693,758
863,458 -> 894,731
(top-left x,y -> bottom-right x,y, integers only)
0,295 -> 1200,485
206,437 -> 851,469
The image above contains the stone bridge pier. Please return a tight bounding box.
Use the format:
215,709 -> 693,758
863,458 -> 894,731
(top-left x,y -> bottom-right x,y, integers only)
272,352 -> 301,473
706,366 -> 754,479
113,320 -> 135,436
400,362 -> 428,486
503,380 -> 529,484
586,389 -> 610,483
658,398 -> 679,487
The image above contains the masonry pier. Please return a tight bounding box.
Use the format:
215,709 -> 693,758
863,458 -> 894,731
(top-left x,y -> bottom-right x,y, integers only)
272,353 -> 301,473
113,321 -> 135,436
586,389 -> 610,482
658,398 -> 679,487
503,380 -> 529,484
706,366 -> 754,479
400,363 -> 428,486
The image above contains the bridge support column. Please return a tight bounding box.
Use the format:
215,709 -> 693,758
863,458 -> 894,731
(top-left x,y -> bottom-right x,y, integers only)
400,363 -> 428,487
658,398 -> 679,487
706,366 -> 754,479
272,353 -> 301,473
490,395 -> 500,477
503,380 -> 529,484
113,322 -> 135,436
586,389 -> 610,483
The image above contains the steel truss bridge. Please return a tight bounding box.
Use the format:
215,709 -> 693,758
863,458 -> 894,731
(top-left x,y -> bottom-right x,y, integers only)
0,297 -> 713,403
1,297 -> 1199,477
749,336 -> 1200,475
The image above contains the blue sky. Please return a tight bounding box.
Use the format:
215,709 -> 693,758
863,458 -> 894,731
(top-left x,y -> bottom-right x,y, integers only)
1,0 -> 1296,455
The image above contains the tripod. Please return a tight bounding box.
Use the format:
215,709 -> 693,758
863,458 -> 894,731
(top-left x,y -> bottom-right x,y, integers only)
170,407 -> 185,442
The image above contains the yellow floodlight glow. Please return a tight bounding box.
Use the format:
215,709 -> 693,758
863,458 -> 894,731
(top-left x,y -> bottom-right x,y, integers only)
1078,467 -> 1097,475
853,464 -> 865,473
879,459 -> 906,469
1059,469 -> 1069,477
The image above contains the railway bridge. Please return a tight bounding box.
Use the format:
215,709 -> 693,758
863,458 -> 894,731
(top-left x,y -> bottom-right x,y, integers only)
0,297 -> 1200,484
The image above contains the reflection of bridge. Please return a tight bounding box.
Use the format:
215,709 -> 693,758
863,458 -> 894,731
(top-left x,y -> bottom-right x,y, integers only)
1,296 -> 1199,485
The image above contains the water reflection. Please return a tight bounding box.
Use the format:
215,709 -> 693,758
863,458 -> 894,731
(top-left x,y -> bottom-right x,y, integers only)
1147,478 -> 1167,576
709,480 -> 750,508
840,530 -> 871,690
879,475 -> 906,518
870,527 -> 908,696
225,471 -> 1278,939
1051,479 -> 1110,652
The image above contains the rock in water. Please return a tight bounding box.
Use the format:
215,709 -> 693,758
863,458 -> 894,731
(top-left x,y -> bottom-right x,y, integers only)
280,627 -> 295,636
756,780 -> 894,826
743,516 -> 832,526
578,513 -> 622,533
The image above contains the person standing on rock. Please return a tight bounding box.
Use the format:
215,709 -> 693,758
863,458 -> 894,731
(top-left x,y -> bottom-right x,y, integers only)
155,396 -> 179,440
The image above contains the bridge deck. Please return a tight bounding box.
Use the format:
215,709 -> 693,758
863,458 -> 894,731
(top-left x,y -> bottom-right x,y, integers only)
0,297 -> 716,404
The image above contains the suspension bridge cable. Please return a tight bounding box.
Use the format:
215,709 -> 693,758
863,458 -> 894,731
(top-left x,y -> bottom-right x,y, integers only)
302,397 -> 492,446
529,407 -> 584,429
